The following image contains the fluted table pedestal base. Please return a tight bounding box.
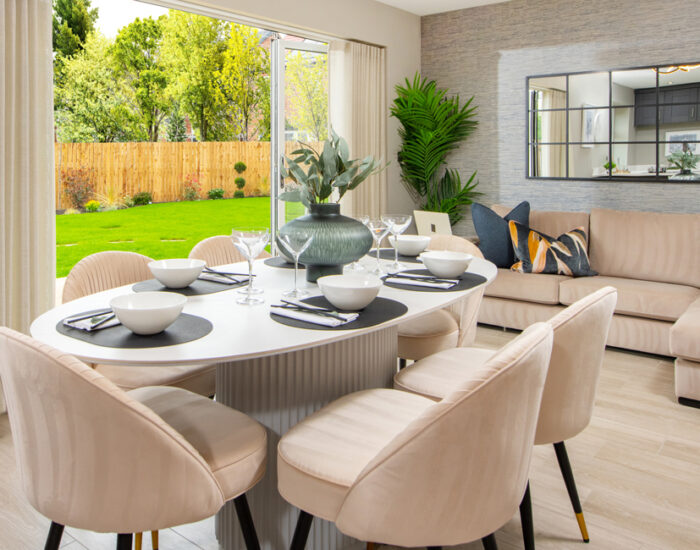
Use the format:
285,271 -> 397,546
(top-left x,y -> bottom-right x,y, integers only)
215,326 -> 398,550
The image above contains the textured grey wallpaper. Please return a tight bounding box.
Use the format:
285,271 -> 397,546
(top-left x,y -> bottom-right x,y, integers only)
420,0 -> 700,236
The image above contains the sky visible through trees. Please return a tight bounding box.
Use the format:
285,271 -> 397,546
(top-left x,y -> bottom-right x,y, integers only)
52,0 -> 328,143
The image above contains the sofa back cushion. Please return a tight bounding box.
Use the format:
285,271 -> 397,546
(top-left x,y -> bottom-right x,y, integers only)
589,208 -> 700,287
492,205 -> 590,247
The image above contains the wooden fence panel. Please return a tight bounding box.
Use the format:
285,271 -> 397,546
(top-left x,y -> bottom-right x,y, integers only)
54,141 -> 317,209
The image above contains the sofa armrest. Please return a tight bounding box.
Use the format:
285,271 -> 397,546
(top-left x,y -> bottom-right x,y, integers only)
670,296 -> 700,362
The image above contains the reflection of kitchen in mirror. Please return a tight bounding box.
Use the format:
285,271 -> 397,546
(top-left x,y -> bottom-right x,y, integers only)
527,63 -> 700,182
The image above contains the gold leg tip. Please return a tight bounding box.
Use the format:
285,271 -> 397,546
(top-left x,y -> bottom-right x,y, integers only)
575,512 -> 590,542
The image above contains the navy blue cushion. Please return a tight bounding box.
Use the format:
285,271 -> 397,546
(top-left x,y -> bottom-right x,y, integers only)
472,201 -> 530,268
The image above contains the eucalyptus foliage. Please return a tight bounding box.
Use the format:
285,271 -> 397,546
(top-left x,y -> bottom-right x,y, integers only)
667,149 -> 699,172
391,73 -> 479,225
280,129 -> 386,207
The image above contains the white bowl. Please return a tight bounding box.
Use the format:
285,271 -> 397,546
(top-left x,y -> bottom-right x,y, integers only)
148,259 -> 205,288
110,292 -> 187,335
389,234 -> 431,256
317,274 -> 383,311
420,250 -> 473,278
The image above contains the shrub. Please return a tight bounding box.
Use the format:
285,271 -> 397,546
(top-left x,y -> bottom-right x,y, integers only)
96,186 -> 127,210
235,177 -> 246,189
234,161 -> 247,173
123,195 -> 135,208
182,173 -> 201,201
62,167 -> 94,209
63,208 -> 81,215
208,188 -> 225,200
233,190 -> 245,198
132,191 -> 153,206
84,200 -> 101,212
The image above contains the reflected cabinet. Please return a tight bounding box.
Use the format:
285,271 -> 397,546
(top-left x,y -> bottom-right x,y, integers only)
527,63 -> 700,182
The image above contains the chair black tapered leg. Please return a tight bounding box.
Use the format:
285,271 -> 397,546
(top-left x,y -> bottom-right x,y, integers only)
482,533 -> 498,550
399,358 -> 407,370
553,441 -> 589,543
44,522 -> 64,550
116,533 -> 132,550
290,510 -> 313,550
519,481 -> 535,550
234,493 -> 261,550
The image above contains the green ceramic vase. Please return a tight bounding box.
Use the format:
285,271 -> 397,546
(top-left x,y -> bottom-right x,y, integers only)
278,203 -> 372,282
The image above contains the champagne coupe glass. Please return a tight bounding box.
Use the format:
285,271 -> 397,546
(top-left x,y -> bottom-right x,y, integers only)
232,227 -> 269,305
278,232 -> 314,298
366,219 -> 390,275
382,214 -> 413,272
345,215 -> 370,272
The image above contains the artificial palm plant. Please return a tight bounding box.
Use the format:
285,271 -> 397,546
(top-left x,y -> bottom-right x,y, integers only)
391,73 -> 479,225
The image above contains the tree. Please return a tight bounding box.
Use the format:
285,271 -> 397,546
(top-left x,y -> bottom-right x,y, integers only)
161,11 -> 229,141
53,0 -> 98,59
285,51 -> 328,141
55,33 -> 139,143
215,24 -> 270,141
113,17 -> 170,141
166,103 -> 188,142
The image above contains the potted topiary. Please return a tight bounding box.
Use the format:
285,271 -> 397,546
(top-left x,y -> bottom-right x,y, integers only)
279,129 -> 386,281
234,161 -> 247,195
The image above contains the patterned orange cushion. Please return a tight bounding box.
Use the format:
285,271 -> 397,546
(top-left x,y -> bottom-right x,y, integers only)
508,220 -> 597,277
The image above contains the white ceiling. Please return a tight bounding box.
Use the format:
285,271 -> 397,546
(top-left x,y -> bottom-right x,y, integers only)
374,0 -> 510,16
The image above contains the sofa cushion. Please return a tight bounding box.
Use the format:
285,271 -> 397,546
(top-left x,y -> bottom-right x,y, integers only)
472,201 -> 530,267
492,205 -> 590,246
670,297 -> 700,362
509,221 -> 597,277
559,276 -> 700,322
589,208 -> 700,287
485,268 -> 568,304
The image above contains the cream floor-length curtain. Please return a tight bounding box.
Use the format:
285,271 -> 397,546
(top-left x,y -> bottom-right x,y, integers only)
329,40 -> 387,218
538,89 -> 566,178
0,0 -> 56,413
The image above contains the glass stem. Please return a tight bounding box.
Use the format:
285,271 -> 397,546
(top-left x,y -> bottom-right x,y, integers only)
394,233 -> 399,264
375,238 -> 381,267
293,256 -> 299,292
247,258 -> 254,295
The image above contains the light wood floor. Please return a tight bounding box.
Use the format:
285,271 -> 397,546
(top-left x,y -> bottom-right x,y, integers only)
1,326 -> 698,550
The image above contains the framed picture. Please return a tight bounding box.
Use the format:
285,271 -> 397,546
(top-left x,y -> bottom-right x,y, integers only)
664,130 -> 700,156
581,105 -> 595,148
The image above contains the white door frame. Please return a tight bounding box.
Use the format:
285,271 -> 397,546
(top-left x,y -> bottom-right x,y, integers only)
270,38 -> 328,252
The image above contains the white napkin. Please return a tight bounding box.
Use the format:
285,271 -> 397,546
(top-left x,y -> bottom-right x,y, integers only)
385,276 -> 458,289
63,312 -> 121,332
270,306 -> 359,327
198,272 -> 248,285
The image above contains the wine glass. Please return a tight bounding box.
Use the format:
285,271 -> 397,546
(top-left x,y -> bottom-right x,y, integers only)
232,227 -> 269,305
382,214 -> 413,272
366,219 -> 390,275
345,215 -> 370,273
278,232 -> 313,298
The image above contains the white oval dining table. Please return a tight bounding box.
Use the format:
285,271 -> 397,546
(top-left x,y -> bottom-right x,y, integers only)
31,254 -> 496,550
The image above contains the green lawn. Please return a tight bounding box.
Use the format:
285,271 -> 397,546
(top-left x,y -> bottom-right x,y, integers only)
56,198 -> 305,277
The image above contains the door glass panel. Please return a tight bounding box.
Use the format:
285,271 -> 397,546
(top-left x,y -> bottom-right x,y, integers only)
270,39 -> 328,249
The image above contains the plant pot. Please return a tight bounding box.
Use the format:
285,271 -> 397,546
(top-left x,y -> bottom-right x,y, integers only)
669,169 -> 700,182
278,203 -> 373,282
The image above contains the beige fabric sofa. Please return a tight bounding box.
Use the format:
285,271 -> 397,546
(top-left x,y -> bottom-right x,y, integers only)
478,206 -> 700,376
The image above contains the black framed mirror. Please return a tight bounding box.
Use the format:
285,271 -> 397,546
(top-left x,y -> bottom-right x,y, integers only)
527,63 -> 700,182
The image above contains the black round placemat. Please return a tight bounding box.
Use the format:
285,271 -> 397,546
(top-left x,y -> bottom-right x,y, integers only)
264,256 -> 305,269
368,248 -> 423,264
132,278 -> 244,296
57,312 -> 213,348
270,296 -> 407,331
382,269 -> 487,292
